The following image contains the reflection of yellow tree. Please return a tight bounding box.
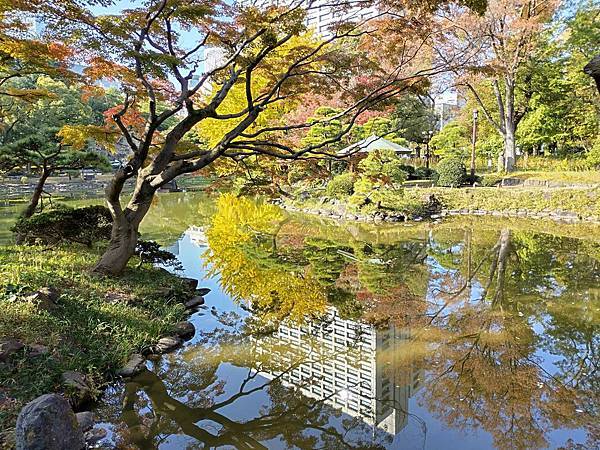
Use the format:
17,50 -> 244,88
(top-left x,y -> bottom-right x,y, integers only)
205,194 -> 326,324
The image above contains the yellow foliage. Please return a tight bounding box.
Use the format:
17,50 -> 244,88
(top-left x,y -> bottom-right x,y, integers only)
57,124 -> 117,152
205,194 -> 327,324
195,32 -> 322,149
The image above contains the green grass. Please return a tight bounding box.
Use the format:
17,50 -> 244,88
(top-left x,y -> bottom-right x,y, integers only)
0,244 -> 191,436
503,171 -> 600,184
410,187 -> 600,217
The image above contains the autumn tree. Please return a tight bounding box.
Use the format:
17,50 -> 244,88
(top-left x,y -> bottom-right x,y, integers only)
440,0 -> 559,171
35,0 -> 483,275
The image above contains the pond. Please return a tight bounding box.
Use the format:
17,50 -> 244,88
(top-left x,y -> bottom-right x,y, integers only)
5,192 -> 599,449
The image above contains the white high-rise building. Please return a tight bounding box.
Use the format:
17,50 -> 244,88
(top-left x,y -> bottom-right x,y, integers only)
253,307 -> 421,437
304,0 -> 379,38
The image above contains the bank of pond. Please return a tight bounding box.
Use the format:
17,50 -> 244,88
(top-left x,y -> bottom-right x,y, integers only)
0,192 -> 599,449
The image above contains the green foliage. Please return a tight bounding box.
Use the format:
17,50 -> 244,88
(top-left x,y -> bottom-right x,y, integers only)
414,166 -> 438,180
389,94 -> 438,144
300,107 -> 346,153
436,157 -> 467,187
325,173 -> 355,198
352,117 -> 407,146
585,137 -> 600,169
401,187 -> 600,216
399,164 -> 415,178
349,177 -> 377,208
357,149 -> 408,186
430,122 -> 470,158
12,205 -> 112,246
480,173 -> 503,187
0,129 -> 110,174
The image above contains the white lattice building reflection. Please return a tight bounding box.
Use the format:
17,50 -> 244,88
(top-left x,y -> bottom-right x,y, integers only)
255,307 -> 421,436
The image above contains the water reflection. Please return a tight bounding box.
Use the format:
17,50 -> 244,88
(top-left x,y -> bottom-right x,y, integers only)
96,194 -> 599,449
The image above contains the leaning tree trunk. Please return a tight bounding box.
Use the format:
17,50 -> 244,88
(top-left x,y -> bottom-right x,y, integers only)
22,167 -> 50,219
92,178 -> 156,275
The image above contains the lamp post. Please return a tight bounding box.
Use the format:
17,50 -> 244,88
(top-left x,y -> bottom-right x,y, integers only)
470,109 -> 478,178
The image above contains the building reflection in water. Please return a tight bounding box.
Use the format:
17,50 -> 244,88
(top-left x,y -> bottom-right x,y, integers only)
255,306 -> 421,438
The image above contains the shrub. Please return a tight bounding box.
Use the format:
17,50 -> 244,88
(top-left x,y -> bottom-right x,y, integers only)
480,173 -> 503,187
325,173 -> 355,198
12,205 -> 112,246
436,157 -> 466,187
349,177 -> 377,208
287,166 -> 306,185
586,137 -> 600,169
413,166 -> 438,180
399,164 -> 416,178
358,149 -> 408,186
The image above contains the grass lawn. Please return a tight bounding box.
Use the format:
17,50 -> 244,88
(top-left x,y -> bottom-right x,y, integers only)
492,170 -> 600,184
0,244 -> 191,439
290,185 -> 600,219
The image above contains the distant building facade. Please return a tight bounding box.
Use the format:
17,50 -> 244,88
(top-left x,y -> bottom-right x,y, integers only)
434,89 -> 461,130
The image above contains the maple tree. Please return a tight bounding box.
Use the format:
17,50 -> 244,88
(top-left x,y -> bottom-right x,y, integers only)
32,0 -> 485,275
439,0 -> 560,171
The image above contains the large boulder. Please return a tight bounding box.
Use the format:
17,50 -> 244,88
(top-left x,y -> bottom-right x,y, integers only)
154,336 -> 182,354
184,296 -> 204,309
15,394 -> 84,450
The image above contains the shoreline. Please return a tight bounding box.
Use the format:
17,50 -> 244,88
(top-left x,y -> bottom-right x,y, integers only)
0,244 -> 207,448
281,201 -> 600,225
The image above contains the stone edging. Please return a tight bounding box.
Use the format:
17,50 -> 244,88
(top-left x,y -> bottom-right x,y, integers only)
281,202 -> 600,225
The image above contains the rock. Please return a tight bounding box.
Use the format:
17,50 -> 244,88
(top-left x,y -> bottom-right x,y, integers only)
84,427 -> 107,446
24,291 -> 56,311
75,412 -> 95,432
28,344 -> 49,358
195,287 -> 211,296
117,354 -> 146,377
173,321 -> 195,341
61,371 -> 93,406
38,287 -> 59,302
15,394 -> 84,450
184,296 -> 205,309
0,339 -> 25,362
181,277 -> 198,290
155,336 -> 182,354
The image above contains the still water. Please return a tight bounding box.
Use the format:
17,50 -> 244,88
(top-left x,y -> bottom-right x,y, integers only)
19,192 -> 598,449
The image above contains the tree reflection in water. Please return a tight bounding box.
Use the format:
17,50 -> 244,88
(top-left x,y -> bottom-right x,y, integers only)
97,196 -> 599,449
108,310 -> 393,449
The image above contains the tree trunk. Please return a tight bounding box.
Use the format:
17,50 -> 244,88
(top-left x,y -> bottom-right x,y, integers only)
503,125 -> 517,172
92,178 -> 156,275
22,168 -> 50,219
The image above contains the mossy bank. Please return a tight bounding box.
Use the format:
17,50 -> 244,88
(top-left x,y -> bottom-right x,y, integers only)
0,244 -> 192,443
285,186 -> 600,223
